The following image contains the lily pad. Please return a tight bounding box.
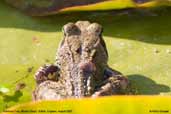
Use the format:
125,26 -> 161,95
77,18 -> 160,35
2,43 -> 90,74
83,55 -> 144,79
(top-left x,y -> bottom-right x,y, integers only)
3,96 -> 171,114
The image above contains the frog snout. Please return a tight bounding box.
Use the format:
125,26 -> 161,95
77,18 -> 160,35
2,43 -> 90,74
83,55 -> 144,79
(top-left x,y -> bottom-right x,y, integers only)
78,61 -> 96,74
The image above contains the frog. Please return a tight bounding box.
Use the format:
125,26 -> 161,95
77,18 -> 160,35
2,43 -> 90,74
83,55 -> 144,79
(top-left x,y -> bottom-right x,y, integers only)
32,21 -> 129,101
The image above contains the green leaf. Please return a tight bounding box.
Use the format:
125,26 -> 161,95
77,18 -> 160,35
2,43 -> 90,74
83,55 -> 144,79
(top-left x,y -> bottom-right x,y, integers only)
4,0 -> 171,16
2,96 -> 171,114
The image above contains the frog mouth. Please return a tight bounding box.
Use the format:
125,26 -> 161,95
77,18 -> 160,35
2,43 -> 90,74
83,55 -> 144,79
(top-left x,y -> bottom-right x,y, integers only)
78,61 -> 96,96
78,61 -> 96,73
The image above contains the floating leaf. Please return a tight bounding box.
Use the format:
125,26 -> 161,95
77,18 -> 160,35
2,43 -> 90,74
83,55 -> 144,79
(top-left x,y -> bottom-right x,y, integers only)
2,96 -> 171,114
4,0 -> 171,16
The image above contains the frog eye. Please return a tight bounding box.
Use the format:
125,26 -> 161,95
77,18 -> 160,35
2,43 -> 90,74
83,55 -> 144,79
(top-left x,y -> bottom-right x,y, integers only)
63,23 -> 81,36
87,23 -> 103,36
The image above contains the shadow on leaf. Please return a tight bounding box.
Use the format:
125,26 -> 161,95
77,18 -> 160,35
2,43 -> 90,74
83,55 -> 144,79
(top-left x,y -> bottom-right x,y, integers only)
127,74 -> 170,95
3,91 -> 23,102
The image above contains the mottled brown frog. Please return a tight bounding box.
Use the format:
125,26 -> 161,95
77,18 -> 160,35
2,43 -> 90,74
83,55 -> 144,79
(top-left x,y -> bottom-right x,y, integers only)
33,21 -> 129,101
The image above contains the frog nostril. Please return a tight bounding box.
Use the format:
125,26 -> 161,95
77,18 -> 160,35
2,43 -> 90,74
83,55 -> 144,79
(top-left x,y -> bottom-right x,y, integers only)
84,47 -> 91,53
63,23 -> 81,36
76,47 -> 82,54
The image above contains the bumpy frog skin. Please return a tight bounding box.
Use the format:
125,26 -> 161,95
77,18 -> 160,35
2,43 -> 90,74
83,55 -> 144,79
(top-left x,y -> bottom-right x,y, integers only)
33,21 -> 129,101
